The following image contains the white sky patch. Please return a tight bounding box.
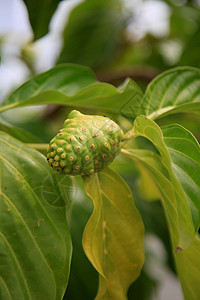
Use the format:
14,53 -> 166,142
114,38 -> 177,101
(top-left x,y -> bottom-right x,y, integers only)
32,0 -> 83,73
0,0 -> 82,102
159,39 -> 183,65
0,0 -> 33,45
0,0 -> 33,102
124,0 -> 171,41
0,57 -> 30,102
145,234 -> 184,300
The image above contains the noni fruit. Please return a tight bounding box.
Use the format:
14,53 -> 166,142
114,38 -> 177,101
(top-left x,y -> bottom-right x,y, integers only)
47,110 -> 123,176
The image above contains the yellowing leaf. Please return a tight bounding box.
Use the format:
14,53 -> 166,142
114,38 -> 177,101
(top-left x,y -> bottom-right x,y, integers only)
82,168 -> 144,300
137,164 -> 160,201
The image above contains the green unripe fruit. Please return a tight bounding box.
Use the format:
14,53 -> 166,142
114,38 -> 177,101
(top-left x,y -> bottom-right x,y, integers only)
47,110 -> 123,176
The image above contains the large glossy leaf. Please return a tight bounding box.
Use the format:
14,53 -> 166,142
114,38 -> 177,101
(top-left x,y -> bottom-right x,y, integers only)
122,148 -> 200,300
0,64 -> 96,113
23,0 -> 62,40
58,0 -> 125,69
162,124 -> 200,228
122,116 -> 200,299
122,148 -> 180,245
139,67 -> 200,119
0,131 -> 72,299
0,65 -> 143,117
82,168 -> 144,300
133,116 -> 195,248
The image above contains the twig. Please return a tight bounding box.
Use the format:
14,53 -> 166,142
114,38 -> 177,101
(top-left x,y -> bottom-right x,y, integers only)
26,143 -> 49,151
96,66 -> 159,85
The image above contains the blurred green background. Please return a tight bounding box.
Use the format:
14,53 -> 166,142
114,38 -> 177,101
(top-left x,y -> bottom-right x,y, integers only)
1,0 -> 200,299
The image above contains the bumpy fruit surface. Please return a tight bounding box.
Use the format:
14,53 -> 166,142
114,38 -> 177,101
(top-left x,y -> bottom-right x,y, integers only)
47,110 -> 123,176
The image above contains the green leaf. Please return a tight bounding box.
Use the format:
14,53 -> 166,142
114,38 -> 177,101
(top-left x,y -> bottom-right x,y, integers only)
0,64 -> 96,112
122,117 -> 200,299
133,116 -> 195,248
82,168 -> 144,300
58,0 -> 125,69
179,23 -> 200,68
0,117 -> 42,143
0,65 -> 143,117
175,236 -> 200,300
169,5 -> 200,41
162,124 -> 200,229
23,0 -> 62,40
0,131 -> 72,299
140,67 -> 200,119
122,147 -> 200,300
122,148 -> 179,245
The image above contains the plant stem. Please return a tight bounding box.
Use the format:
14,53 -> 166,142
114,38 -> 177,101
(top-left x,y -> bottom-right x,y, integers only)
122,129 -> 138,142
120,148 -> 131,157
26,143 -> 49,151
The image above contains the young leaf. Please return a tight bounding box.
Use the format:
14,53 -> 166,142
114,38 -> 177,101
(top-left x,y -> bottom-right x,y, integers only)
0,65 -> 143,117
133,116 -> 196,248
0,131 -> 72,299
82,168 -> 144,300
140,67 -> 200,119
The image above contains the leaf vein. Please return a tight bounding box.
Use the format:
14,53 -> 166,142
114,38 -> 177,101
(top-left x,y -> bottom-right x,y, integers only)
0,232 -> 32,299
2,192 -> 56,286
0,153 -> 65,251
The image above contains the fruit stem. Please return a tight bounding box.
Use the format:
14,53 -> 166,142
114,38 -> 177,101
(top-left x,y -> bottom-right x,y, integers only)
26,143 -> 49,151
120,148 -> 132,157
121,129 -> 137,141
